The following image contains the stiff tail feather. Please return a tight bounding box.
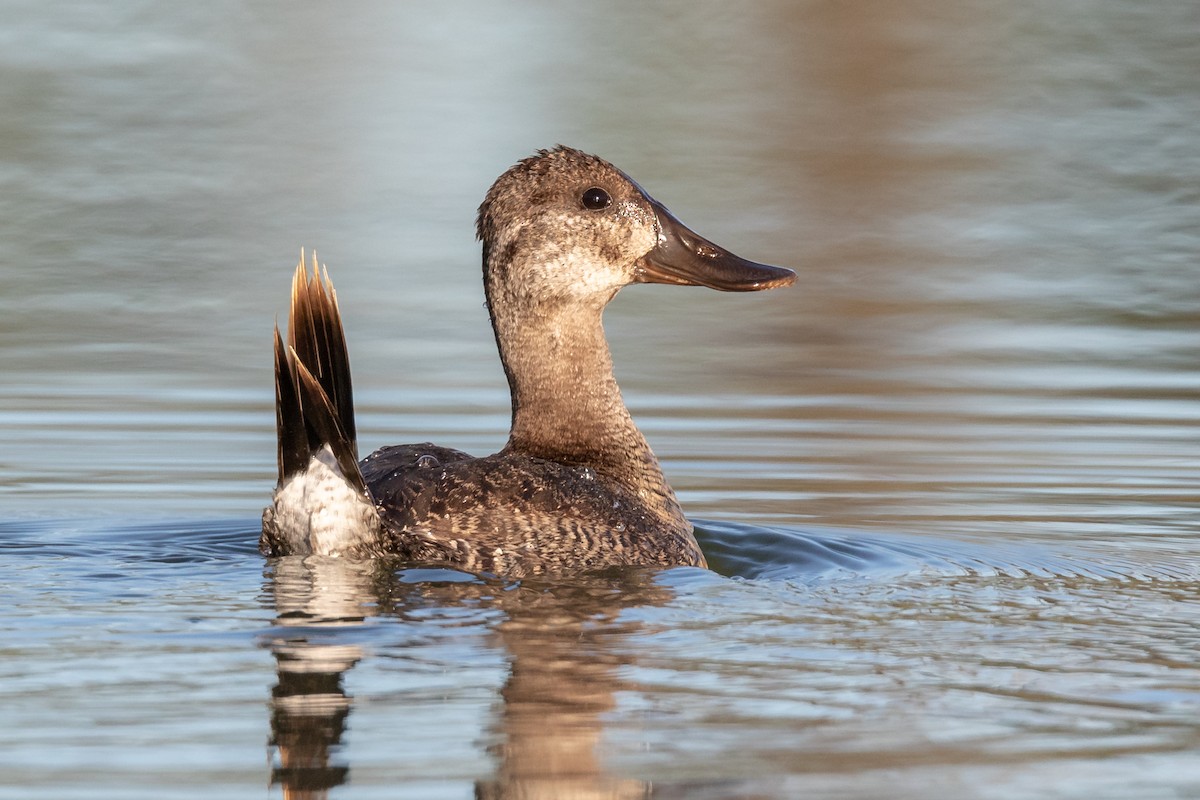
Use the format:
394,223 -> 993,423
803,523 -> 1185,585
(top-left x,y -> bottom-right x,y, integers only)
274,251 -> 366,494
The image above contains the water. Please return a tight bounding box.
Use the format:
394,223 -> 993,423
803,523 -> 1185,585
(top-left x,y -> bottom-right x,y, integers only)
2,1 -> 1199,797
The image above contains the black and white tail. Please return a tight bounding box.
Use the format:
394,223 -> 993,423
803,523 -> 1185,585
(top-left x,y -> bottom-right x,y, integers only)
260,252 -> 380,557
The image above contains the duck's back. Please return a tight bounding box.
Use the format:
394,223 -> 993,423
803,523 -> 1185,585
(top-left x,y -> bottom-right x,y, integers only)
359,444 -> 705,575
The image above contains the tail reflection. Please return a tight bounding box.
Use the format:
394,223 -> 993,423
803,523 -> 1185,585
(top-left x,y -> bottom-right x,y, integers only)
265,557 -> 375,799
263,557 -> 674,798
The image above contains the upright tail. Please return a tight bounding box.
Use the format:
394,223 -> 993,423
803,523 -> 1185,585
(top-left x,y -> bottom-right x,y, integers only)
274,252 -> 364,490
262,252 -> 379,557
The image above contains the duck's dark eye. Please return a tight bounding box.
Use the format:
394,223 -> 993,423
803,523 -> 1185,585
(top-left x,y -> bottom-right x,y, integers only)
581,187 -> 611,211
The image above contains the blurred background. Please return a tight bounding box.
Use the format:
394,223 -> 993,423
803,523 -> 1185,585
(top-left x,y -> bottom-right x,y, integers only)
1,1 -> 1197,548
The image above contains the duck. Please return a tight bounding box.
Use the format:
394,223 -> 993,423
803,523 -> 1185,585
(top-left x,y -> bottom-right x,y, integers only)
261,146 -> 795,576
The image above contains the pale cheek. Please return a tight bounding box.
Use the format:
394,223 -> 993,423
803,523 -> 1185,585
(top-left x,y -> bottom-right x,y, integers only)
506,245 -> 621,299
553,246 -> 627,295
614,201 -> 658,255
504,206 -> 657,299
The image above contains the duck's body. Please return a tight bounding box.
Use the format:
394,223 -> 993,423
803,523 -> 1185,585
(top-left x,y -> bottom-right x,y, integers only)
355,445 -> 700,575
261,146 -> 793,576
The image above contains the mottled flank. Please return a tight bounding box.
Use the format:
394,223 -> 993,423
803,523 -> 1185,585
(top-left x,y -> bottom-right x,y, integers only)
360,445 -> 705,575
262,146 -> 794,577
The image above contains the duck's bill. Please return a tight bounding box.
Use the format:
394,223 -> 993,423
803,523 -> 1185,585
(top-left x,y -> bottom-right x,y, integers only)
634,200 -> 796,292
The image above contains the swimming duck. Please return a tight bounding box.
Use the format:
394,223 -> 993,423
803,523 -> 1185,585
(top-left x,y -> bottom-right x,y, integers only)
261,146 -> 794,575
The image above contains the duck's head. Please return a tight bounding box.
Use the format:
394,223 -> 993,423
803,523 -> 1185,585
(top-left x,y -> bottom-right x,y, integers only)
476,146 -> 795,307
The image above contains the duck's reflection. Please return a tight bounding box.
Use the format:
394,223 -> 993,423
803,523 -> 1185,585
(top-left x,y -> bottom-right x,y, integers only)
263,556 -> 672,798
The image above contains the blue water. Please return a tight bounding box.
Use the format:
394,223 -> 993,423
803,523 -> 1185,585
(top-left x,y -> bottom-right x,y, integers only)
3,519 -> 1197,798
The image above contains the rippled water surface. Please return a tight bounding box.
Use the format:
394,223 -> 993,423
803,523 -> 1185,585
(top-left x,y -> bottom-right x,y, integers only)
2,2 -> 1198,798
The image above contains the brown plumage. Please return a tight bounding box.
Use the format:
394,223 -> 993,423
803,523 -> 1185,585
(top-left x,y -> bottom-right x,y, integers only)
261,146 -> 795,576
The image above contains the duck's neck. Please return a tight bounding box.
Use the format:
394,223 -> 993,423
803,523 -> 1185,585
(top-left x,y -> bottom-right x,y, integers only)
486,279 -> 679,512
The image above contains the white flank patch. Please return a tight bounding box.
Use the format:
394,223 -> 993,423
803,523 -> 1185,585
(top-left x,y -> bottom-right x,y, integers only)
269,445 -> 379,556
